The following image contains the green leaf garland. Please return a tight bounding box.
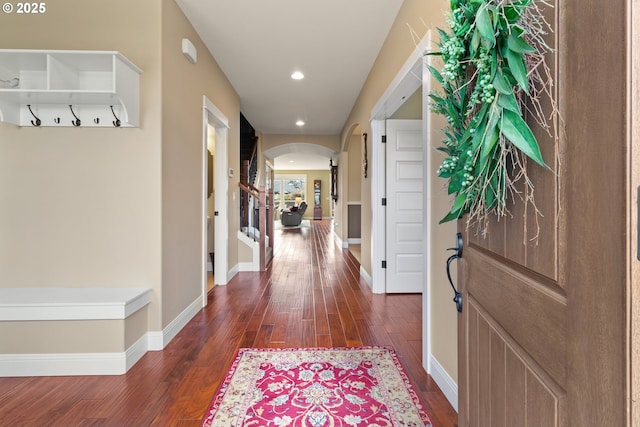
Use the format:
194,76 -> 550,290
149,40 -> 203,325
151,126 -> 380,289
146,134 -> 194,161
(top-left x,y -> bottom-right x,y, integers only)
430,0 -> 555,231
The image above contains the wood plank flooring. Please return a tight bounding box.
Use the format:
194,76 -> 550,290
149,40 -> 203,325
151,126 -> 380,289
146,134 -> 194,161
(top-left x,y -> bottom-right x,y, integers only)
0,220 -> 458,426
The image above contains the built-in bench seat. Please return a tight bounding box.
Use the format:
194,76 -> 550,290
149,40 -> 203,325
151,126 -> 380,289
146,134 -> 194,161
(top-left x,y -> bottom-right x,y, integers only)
0,287 -> 152,321
0,287 -> 152,377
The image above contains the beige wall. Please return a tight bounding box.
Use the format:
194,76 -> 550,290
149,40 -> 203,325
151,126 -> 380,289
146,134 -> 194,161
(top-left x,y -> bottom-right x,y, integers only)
160,0 -> 240,328
0,1 -> 163,331
339,0 -> 457,383
340,0 -> 449,277
0,320 -> 125,353
0,0 -> 241,348
347,133 -> 362,201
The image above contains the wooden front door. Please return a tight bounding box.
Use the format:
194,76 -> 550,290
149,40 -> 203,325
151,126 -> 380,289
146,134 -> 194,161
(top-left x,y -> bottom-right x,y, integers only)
458,1 -> 629,425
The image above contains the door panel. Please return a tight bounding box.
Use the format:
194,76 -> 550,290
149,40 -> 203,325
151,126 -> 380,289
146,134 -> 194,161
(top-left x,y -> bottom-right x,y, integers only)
466,250 -> 566,382
386,119 -> 423,293
458,0 -> 628,425
467,299 -> 564,426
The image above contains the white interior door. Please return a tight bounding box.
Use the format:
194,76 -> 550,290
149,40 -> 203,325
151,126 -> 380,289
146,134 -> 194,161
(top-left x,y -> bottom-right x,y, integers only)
385,119 -> 423,293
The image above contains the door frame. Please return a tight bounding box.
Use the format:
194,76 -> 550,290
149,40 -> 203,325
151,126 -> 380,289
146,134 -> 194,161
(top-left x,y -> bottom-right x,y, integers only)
384,119 -> 424,293
370,31 -> 430,351
370,40 -> 426,294
370,32 -> 458,409
201,96 -> 229,307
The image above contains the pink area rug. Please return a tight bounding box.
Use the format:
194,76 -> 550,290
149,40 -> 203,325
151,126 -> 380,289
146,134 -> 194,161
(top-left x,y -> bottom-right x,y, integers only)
200,346 -> 432,427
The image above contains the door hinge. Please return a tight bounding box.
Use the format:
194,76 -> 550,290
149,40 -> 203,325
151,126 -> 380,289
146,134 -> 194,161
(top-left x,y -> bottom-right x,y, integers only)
381,135 -> 387,143
382,260 -> 387,269
381,198 -> 387,206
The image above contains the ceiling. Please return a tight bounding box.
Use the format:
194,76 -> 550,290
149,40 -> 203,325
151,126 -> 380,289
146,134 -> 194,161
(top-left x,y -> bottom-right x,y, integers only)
175,0 -> 404,138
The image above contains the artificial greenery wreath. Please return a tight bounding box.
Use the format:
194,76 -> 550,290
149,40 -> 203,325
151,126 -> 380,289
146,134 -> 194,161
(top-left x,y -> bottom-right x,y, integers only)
429,0 -> 556,234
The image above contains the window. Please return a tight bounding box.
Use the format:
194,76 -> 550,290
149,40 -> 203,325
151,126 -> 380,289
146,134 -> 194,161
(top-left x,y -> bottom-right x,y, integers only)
274,174 -> 306,211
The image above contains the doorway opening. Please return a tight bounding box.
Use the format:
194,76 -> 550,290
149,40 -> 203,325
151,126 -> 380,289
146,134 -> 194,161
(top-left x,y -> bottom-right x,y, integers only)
370,31 -> 457,409
201,96 -> 229,307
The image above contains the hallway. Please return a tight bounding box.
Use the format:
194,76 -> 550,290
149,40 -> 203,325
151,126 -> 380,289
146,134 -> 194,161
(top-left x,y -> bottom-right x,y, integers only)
0,220 -> 457,426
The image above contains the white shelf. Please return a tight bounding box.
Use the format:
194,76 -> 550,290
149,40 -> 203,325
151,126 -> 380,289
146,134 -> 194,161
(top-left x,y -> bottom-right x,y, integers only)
0,49 -> 141,127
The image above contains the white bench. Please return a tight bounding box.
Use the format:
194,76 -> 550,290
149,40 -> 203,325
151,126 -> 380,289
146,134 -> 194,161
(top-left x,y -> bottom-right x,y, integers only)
0,287 -> 153,376
0,287 -> 152,321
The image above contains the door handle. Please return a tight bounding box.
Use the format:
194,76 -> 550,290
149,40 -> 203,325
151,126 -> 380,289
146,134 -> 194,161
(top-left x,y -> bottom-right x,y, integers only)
446,233 -> 463,313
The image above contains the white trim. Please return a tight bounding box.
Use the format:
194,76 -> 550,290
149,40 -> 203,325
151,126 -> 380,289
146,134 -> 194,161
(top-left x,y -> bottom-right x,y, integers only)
203,97 -> 229,128
429,354 -> 459,413
125,333 -> 149,371
359,266 -> 372,289
0,288 -> 152,321
0,333 -> 150,377
146,331 -> 164,351
346,201 -> 362,205
370,119 -> 386,294
370,32 -> 441,377
334,230 -> 345,248
0,298 -> 200,377
227,263 -> 239,282
0,352 -> 128,377
202,96 -> 230,306
371,38 -> 428,121
237,231 -> 260,271
422,44 -> 433,372
348,238 -> 361,244
238,262 -> 257,271
370,33 -> 432,296
147,296 -> 201,351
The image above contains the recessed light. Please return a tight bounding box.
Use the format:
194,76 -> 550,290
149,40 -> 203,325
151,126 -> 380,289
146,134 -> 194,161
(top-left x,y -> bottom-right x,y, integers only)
291,71 -> 304,80
296,120 -> 305,126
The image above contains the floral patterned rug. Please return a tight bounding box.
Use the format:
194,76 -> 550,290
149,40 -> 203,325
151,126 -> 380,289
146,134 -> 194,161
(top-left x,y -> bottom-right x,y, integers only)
200,346 -> 432,427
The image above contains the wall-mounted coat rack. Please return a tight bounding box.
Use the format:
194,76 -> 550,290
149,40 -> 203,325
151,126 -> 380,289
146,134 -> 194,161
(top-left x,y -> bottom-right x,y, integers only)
22,104 -> 125,128
0,49 -> 141,127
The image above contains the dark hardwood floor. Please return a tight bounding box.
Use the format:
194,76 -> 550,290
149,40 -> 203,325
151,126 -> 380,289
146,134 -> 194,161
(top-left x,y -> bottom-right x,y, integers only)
0,220 -> 458,426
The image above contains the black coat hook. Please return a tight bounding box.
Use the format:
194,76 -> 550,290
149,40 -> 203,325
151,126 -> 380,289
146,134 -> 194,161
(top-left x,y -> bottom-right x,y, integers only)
69,105 -> 81,127
445,233 -> 463,312
110,105 -> 121,127
94,118 -> 100,124
27,105 -> 41,127
54,117 -> 60,124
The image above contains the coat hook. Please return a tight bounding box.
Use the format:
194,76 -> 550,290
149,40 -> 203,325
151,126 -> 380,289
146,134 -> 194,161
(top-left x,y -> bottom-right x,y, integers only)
27,105 -> 41,127
94,118 -> 100,125
69,105 -> 81,127
54,117 -> 61,124
110,105 -> 121,127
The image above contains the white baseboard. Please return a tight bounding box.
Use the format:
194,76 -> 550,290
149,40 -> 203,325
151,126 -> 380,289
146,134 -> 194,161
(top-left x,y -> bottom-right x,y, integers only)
429,354 -> 458,412
126,333 -> 149,371
0,352 -> 127,377
0,296 -> 202,376
238,261 -> 259,271
348,238 -> 361,244
334,232 -> 344,248
228,263 -> 239,280
147,296 -> 201,351
360,266 -> 372,288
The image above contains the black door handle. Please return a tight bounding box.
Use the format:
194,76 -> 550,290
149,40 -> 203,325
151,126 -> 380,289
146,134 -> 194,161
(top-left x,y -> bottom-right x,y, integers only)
446,233 -> 463,313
